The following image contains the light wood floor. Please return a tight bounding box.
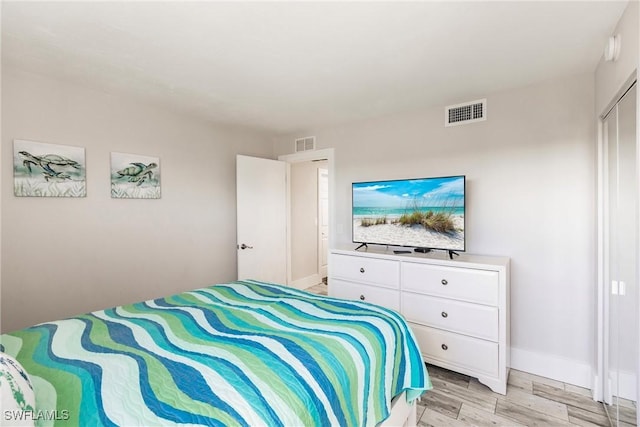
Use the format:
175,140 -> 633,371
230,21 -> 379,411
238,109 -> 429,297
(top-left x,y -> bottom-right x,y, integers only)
306,282 -> 328,296
418,363 -> 637,427
305,282 -> 637,427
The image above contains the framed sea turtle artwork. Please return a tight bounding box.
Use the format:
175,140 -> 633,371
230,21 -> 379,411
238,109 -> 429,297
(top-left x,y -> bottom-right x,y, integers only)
110,152 -> 161,199
13,139 -> 86,197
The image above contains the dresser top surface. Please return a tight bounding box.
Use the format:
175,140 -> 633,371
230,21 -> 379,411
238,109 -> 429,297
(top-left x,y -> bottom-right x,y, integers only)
332,244 -> 510,269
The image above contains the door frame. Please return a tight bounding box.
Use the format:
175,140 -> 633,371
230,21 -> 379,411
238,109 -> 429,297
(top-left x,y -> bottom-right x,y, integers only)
318,167 -> 329,279
278,148 -> 335,288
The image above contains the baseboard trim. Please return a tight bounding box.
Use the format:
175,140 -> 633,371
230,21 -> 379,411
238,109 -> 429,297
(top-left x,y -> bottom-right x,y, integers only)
290,273 -> 322,290
511,347 -> 592,389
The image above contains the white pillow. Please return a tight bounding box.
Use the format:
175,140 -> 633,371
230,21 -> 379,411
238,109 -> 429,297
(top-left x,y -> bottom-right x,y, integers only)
0,352 -> 35,427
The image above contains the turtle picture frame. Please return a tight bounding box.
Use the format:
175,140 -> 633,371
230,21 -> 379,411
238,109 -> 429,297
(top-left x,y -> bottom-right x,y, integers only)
110,152 -> 161,199
13,139 -> 87,197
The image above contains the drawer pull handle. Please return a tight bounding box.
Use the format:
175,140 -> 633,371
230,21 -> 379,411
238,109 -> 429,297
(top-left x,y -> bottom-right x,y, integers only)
441,279 -> 448,285
441,311 -> 448,318
359,295 -> 365,301
441,344 -> 448,351
360,268 -> 365,273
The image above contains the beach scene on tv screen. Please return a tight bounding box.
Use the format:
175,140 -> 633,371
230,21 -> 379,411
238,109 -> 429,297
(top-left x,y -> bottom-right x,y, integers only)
353,176 -> 465,251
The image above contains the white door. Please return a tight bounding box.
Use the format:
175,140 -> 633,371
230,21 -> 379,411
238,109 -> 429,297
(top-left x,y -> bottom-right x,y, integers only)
602,84 -> 638,415
318,168 -> 329,278
236,155 -> 287,284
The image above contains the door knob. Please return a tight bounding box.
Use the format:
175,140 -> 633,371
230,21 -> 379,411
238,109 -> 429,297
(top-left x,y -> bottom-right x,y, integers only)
239,243 -> 254,250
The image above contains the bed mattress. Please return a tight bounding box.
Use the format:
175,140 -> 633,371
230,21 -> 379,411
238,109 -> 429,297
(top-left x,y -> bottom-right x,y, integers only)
1,280 -> 431,426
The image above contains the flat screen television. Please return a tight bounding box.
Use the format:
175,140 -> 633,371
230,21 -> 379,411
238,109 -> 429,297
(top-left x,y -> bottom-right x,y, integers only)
352,175 -> 465,253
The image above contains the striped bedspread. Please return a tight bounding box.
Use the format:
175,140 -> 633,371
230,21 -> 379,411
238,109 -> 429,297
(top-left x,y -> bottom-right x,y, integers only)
1,280 -> 431,426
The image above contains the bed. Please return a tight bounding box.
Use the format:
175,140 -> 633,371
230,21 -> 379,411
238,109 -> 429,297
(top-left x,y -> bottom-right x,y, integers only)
1,280 -> 431,426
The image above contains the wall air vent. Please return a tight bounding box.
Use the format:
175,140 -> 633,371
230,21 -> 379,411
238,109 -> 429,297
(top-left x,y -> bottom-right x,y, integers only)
445,99 -> 487,127
295,136 -> 316,152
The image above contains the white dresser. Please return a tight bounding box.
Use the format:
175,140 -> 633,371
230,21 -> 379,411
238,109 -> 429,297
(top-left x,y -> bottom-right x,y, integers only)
329,246 -> 510,395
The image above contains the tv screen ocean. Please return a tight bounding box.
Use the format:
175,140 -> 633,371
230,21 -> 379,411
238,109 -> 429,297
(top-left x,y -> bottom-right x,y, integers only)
352,175 -> 465,252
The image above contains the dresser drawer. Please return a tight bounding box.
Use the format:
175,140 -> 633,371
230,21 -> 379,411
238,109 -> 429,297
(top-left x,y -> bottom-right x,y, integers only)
402,293 -> 498,341
402,262 -> 498,305
411,323 -> 499,376
331,254 -> 400,289
330,279 -> 400,311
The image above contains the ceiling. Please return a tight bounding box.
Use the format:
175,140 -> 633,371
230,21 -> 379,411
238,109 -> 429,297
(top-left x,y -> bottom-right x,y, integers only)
1,1 -> 629,135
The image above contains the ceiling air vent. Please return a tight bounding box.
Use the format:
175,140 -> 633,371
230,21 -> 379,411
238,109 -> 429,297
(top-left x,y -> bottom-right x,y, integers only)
445,99 -> 487,127
295,136 -> 316,152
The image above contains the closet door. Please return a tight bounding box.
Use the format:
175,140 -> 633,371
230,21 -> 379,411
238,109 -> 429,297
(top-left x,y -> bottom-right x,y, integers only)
604,94 -> 618,409
605,83 -> 637,425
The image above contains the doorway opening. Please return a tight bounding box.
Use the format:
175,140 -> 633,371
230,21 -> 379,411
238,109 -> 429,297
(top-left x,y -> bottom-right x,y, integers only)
279,149 -> 334,291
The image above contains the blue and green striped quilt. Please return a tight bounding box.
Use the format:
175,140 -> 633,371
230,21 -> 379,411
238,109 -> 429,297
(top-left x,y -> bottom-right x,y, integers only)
1,280 -> 431,426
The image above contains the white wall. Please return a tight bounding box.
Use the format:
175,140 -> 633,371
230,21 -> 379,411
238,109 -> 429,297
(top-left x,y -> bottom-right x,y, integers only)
1,67 -> 272,332
274,73 -> 597,386
0,4 -> 3,333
